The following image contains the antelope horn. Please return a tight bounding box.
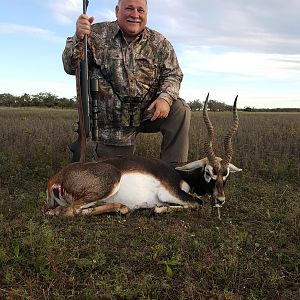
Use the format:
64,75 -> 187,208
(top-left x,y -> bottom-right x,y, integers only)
221,95 -> 239,168
203,93 -> 218,168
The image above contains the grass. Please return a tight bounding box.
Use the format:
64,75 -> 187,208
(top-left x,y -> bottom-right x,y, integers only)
0,107 -> 299,299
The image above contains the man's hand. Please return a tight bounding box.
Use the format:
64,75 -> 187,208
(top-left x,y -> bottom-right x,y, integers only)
76,14 -> 94,40
147,98 -> 171,121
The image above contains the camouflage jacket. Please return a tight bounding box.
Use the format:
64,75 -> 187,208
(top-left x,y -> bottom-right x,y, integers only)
62,21 -> 183,145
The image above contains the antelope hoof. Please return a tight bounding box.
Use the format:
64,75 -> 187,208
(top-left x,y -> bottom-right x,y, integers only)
46,206 -> 68,216
211,199 -> 225,207
117,205 -> 129,214
183,202 -> 201,209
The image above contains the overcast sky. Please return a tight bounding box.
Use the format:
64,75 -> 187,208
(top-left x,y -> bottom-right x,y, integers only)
1,0 -> 300,108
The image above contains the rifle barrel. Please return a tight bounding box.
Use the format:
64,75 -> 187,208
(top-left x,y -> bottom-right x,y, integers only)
82,0 -> 90,137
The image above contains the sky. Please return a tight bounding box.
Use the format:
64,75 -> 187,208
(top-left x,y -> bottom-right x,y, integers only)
0,0 -> 300,109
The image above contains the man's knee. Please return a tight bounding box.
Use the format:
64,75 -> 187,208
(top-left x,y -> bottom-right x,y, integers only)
168,98 -> 191,128
169,97 -> 191,119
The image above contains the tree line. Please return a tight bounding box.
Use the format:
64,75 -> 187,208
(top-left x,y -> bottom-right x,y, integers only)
0,93 -> 299,112
188,99 -> 300,112
188,99 -> 234,111
0,93 -> 234,111
0,93 -> 227,111
0,93 -> 76,108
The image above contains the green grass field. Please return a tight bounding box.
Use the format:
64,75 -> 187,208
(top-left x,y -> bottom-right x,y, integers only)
0,107 -> 299,299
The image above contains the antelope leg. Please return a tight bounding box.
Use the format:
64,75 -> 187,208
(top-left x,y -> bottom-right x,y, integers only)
154,202 -> 201,214
79,203 -> 129,216
47,202 -> 129,217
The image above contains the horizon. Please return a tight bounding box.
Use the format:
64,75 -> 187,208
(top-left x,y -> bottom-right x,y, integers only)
1,91 -> 300,110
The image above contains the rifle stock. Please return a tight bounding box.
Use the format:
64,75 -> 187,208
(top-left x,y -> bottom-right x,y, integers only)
69,130 -> 81,163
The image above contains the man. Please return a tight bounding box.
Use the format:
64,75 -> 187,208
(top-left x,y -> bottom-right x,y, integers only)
62,0 -> 190,166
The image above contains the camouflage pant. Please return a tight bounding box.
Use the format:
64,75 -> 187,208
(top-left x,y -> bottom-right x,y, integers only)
93,98 -> 191,164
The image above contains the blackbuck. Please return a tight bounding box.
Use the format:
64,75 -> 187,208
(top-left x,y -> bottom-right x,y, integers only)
176,94 -> 242,208
46,95 -> 242,217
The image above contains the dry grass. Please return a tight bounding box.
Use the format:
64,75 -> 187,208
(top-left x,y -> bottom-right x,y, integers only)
0,107 -> 299,299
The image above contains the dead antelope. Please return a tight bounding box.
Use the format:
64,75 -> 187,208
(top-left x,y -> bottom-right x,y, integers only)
46,95 -> 242,217
176,94 -> 242,208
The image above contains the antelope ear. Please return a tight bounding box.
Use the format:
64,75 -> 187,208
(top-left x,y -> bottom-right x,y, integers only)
228,163 -> 242,173
175,158 -> 207,171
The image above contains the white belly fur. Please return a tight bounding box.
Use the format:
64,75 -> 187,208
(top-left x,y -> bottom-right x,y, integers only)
104,172 -> 186,209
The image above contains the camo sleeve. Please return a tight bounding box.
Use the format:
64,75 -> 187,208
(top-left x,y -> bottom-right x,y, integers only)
156,38 -> 183,105
62,34 -> 85,75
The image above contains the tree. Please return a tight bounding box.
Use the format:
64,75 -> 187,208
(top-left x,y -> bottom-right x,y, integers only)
0,93 -> 17,107
0,92 -> 76,108
188,98 -> 234,112
19,93 -> 32,106
188,99 -> 203,111
207,100 -> 231,111
244,106 -> 253,112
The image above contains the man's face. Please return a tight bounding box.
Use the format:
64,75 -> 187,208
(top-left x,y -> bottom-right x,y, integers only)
115,0 -> 147,41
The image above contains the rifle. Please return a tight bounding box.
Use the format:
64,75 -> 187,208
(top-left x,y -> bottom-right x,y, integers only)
69,0 -> 90,163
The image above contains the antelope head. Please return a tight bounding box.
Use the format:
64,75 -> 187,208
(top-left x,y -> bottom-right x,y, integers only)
176,93 -> 242,207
